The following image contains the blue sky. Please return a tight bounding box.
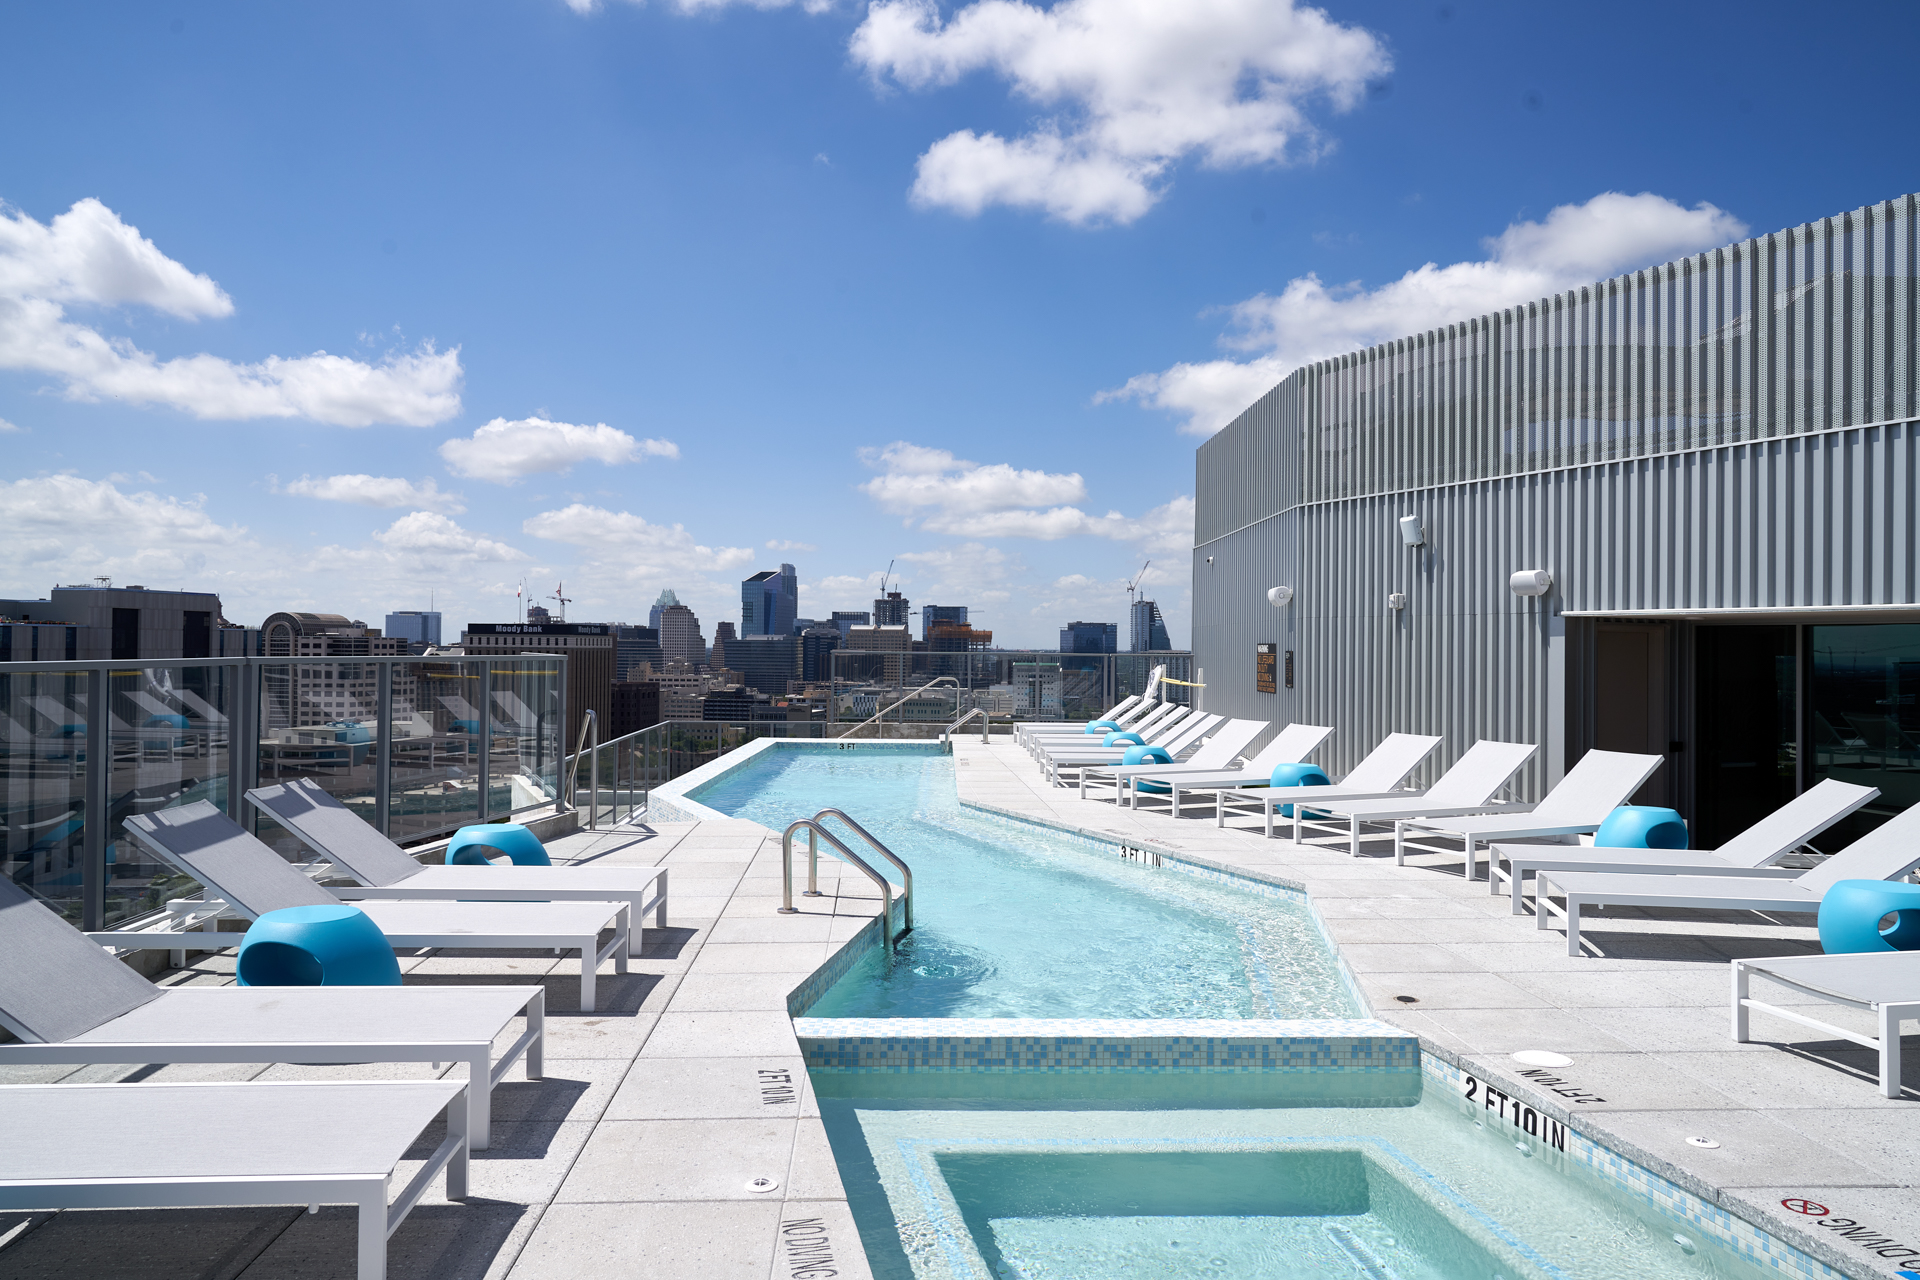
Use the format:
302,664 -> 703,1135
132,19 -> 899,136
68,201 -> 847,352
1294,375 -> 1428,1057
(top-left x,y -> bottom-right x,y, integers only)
2,0 -> 1914,646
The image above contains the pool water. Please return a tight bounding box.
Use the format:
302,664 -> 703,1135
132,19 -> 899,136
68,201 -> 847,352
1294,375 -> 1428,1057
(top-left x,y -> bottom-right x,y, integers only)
820,1089 -> 1781,1280
689,746 -> 1360,1019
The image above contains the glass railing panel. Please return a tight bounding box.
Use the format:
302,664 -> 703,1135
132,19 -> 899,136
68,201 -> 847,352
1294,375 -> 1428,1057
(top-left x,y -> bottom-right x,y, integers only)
252,661 -> 377,856
102,664 -> 234,926
1,669 -> 90,922
490,658 -> 563,816
386,658 -> 484,843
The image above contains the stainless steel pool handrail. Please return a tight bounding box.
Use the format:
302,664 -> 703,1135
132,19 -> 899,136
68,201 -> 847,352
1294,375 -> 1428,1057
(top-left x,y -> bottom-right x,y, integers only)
780,819 -> 900,946
941,707 -> 989,746
812,808 -> 912,932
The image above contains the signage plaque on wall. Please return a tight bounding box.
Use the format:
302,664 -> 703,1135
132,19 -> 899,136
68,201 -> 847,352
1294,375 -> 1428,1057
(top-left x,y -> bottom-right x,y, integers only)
1256,643 -> 1277,694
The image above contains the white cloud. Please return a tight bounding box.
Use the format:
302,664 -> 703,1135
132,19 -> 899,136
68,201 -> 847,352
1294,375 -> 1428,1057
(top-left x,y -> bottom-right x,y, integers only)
853,0 -> 1388,225
0,197 -> 463,426
859,442 -> 1191,552
0,473 -> 247,580
369,511 -> 525,562
0,416 -> 22,433
1111,191 -> 1749,435
766,539 -> 817,552
523,504 -> 755,576
280,473 -> 465,514
440,417 -> 679,484
858,441 -> 1085,515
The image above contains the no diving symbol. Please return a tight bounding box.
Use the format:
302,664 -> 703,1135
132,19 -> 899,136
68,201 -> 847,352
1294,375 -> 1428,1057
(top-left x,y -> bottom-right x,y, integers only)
1782,1198 -> 1830,1216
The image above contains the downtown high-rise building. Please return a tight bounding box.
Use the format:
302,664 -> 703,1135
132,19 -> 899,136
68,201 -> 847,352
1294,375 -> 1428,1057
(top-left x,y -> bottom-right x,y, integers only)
741,564 -> 798,636
1059,620 -> 1117,654
1129,599 -> 1171,652
656,602 -> 706,664
647,588 -> 680,632
873,591 -> 909,627
920,605 -> 967,641
384,610 -> 442,653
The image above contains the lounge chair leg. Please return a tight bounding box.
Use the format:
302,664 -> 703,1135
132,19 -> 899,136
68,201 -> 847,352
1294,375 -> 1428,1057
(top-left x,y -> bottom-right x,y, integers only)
1394,822 -> 1405,866
357,1183 -> 386,1280
1566,899 -> 1582,957
1880,1003 -> 1900,1099
1731,962 -> 1749,1043
1510,865 -> 1526,915
466,1050 -> 491,1150
1466,838 -> 1478,882
1265,805 -> 1274,839
1216,793 -> 1225,829
579,946 -> 596,1013
1350,816 -> 1360,858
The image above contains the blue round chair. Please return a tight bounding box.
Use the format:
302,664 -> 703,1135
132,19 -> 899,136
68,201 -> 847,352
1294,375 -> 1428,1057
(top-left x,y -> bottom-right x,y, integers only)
1593,805 -> 1688,849
1084,720 -> 1122,735
1267,762 -> 1331,818
1818,880 -> 1920,954
237,904 -> 401,987
1102,731 -> 1147,748
1121,744 -> 1174,794
447,824 -> 552,866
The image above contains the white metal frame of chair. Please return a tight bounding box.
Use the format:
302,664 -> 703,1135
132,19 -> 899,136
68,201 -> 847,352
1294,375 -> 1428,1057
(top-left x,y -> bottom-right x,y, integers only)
1733,953 -> 1919,1099
0,1079 -> 470,1280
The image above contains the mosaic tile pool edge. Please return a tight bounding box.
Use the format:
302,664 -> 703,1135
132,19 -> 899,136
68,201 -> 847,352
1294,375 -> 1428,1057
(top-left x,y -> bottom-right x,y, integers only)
796,1017 -> 1417,1075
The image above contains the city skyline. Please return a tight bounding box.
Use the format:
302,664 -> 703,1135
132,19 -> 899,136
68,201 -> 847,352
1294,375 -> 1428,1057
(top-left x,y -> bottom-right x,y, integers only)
3,2 -> 1912,645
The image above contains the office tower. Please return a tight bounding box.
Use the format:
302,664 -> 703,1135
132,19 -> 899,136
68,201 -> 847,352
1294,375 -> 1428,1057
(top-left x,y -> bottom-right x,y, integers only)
1059,621 -> 1118,654
729,634 -> 799,696
741,563 -> 798,637
800,623 -> 841,683
844,624 -> 911,684
609,679 -> 661,738
873,591 -> 909,627
384,610 -> 442,653
648,588 -> 681,632
613,624 -> 663,681
260,612 -> 406,729
831,611 -> 870,633
526,604 -> 552,623
460,621 -> 613,749
1129,599 -> 1171,652
1,582 -> 231,660
921,605 -> 968,642
710,621 -> 736,671
656,604 -> 706,665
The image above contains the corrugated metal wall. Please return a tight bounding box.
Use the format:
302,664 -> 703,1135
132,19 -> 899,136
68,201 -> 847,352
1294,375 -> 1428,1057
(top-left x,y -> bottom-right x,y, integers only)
1193,194 -> 1920,800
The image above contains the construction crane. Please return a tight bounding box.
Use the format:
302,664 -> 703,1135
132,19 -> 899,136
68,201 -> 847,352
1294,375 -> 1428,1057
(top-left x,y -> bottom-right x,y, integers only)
1126,560 -> 1151,608
549,582 -> 572,622
879,558 -> 895,596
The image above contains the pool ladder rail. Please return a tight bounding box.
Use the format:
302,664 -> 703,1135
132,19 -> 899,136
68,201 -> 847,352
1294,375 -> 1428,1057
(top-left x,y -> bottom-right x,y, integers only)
780,808 -> 913,945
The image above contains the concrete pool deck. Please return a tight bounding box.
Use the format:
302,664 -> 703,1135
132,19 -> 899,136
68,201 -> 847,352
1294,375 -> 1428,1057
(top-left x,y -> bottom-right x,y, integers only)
2,737 -> 1914,1279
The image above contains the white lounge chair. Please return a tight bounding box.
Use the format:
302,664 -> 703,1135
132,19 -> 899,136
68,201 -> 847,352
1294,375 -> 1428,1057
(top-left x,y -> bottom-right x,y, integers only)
1491,778 -> 1879,913
1534,802 -> 1920,956
1734,951 -> 1920,1098
246,778 -> 667,931
1393,749 -> 1664,880
1108,723 -> 1337,817
117,802 -> 630,1011
1028,701 -> 1189,761
0,1078 -> 470,1279
1013,693 -> 1144,748
1039,713 -> 1222,786
0,877 -> 542,1149
1021,696 -> 1178,754
1076,717 -> 1268,803
1215,733 -> 1444,837
1288,740 -> 1540,856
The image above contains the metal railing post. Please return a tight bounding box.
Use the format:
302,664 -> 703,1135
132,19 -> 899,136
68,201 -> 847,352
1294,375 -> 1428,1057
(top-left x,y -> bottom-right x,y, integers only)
805,827 -> 821,896
374,660 -> 392,836
477,661 -> 492,820
82,667 -> 108,932
588,718 -> 600,830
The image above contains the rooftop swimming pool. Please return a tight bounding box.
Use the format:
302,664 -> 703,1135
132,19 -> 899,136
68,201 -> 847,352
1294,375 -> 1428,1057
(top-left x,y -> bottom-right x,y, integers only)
688,745 -> 1360,1020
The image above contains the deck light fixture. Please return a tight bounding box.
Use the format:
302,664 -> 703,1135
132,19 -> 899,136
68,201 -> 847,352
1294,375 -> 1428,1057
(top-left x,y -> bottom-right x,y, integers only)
1267,585 -> 1293,607
1509,569 -> 1553,597
1398,515 -> 1425,546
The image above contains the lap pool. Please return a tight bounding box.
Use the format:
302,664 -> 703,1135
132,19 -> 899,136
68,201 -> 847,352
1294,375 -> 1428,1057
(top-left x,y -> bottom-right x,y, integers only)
674,744 -> 1823,1280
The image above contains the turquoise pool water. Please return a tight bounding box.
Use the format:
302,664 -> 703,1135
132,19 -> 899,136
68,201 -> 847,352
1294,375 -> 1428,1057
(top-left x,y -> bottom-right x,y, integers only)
689,746 -> 1360,1019
819,1088 -> 1783,1280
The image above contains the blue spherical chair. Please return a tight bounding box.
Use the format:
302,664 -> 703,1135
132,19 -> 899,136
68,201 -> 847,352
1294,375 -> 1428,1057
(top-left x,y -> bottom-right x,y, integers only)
1102,731 -> 1147,748
237,904 -> 401,987
1818,880 -> 1920,954
1267,762 -> 1331,818
447,824 -> 552,866
1121,744 -> 1175,793
1084,720 -> 1122,735
1593,805 -> 1688,849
